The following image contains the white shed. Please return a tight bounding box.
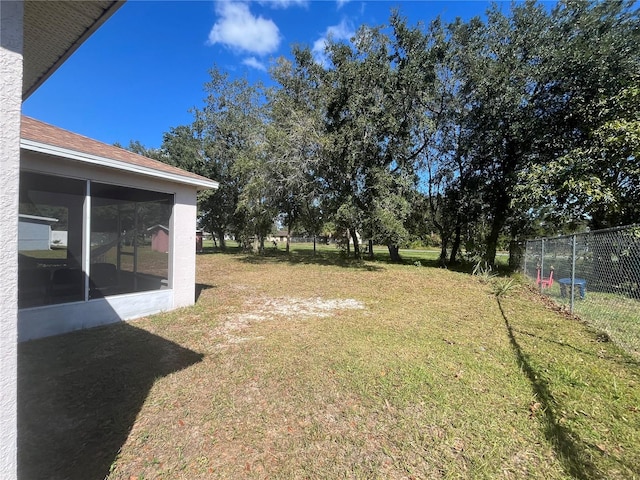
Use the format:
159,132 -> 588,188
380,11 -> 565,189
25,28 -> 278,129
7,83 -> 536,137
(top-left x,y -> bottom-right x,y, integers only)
17,214 -> 57,251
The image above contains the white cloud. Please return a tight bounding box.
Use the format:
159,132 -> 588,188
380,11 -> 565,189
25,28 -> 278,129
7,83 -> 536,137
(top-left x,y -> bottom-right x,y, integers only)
336,0 -> 350,9
312,19 -> 354,66
260,0 -> 308,8
242,56 -> 267,71
208,1 -> 281,56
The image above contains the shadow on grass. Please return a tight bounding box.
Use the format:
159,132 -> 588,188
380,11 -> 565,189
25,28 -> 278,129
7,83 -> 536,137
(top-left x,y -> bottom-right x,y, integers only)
18,323 -> 203,480
198,244 -> 513,277
393,254 -> 478,274
497,298 -> 599,480
511,326 -> 640,369
222,247 -> 386,271
200,245 -> 476,272
195,282 -> 216,302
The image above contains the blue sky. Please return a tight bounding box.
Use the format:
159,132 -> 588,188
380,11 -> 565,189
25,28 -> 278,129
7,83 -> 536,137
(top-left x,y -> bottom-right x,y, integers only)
23,1 -> 523,149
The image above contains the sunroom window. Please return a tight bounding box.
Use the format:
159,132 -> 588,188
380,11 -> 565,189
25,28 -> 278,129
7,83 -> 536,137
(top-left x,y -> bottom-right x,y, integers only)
19,172 -> 86,307
18,172 -> 174,309
90,182 -> 172,299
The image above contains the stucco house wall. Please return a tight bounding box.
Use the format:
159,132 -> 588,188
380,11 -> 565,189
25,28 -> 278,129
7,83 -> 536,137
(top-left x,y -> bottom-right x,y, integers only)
171,188 -> 198,308
3,2 -> 130,477
0,2 -> 23,475
3,3 -> 214,473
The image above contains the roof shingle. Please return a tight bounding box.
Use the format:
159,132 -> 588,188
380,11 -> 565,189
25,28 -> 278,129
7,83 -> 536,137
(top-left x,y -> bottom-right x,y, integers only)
20,115 -> 217,188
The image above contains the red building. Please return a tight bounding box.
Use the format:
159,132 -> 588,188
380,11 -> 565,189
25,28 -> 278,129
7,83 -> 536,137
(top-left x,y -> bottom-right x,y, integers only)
148,225 -> 169,253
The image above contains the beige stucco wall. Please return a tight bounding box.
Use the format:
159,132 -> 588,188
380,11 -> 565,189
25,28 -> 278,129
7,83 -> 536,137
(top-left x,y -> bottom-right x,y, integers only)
19,290 -> 174,341
171,188 -> 197,308
20,150 -> 200,337
0,1 -> 23,476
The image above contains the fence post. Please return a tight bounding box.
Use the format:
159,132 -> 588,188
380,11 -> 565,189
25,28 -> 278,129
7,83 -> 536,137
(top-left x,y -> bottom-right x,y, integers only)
524,240 -> 528,276
570,234 -> 577,314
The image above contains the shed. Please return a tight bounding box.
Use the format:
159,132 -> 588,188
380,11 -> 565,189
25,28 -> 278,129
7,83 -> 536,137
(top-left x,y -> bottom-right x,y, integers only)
18,214 -> 58,251
148,225 -> 170,253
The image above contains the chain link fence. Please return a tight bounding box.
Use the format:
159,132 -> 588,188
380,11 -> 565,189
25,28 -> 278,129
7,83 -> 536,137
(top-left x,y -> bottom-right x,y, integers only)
522,225 -> 640,357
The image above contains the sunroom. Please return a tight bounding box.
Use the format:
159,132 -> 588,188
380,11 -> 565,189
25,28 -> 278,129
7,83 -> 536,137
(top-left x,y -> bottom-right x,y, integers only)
18,116 -> 218,341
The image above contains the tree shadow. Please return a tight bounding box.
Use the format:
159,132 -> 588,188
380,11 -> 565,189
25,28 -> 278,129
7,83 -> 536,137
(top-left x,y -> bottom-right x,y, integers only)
234,249 -> 386,271
195,282 -> 216,302
510,326 -> 640,368
18,323 -> 203,480
391,255 -> 474,273
198,244 -> 508,275
198,245 -> 243,255
497,298 -> 600,479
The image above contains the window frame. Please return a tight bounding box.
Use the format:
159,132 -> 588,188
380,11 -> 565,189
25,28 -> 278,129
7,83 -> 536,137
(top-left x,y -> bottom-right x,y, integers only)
18,171 -> 175,310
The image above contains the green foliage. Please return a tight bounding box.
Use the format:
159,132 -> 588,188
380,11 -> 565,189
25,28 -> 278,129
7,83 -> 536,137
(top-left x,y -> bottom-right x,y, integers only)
196,67 -> 271,249
491,278 -> 519,298
472,259 -> 498,283
518,80 -> 640,230
318,17 -> 436,260
126,0 -> 639,262
266,52 -> 327,249
510,1 -> 640,232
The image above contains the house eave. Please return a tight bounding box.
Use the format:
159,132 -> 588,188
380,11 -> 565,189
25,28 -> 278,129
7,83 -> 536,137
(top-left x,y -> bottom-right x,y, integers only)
23,1 -> 126,100
20,139 -> 220,191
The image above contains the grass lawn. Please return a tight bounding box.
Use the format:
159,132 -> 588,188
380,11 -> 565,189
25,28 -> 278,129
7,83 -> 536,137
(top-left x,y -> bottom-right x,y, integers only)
19,248 -> 640,479
545,286 -> 640,360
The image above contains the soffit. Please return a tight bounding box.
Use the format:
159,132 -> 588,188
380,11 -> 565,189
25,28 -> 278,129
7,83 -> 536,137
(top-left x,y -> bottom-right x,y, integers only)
23,1 -> 124,99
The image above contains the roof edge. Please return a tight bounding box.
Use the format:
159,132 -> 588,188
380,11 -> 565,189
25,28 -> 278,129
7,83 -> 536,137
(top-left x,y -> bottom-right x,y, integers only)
23,1 -> 126,100
21,139 -> 219,190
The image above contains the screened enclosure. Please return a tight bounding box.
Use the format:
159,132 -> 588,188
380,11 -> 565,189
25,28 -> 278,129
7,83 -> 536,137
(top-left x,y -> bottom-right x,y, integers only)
18,171 -> 173,309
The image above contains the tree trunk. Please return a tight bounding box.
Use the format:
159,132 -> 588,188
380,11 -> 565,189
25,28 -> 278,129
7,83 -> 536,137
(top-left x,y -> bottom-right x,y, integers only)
286,224 -> 291,253
485,147 -> 516,267
439,230 -> 451,266
508,239 -> 523,271
439,242 -> 448,265
485,198 -> 509,268
217,230 -> 226,251
388,244 -> 402,262
368,239 -> 374,259
433,218 -> 450,266
349,228 -> 360,259
313,235 -> 316,255
449,223 -> 462,264
485,227 -> 499,269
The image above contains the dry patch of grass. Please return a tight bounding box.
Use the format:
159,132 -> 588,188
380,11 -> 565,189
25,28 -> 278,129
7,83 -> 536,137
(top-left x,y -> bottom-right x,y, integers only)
19,250 -> 640,480
213,296 -> 365,348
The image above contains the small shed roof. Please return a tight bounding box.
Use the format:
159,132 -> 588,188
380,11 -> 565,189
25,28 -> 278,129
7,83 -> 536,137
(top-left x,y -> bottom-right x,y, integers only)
147,224 -> 169,232
18,214 -> 58,224
20,116 -> 219,191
